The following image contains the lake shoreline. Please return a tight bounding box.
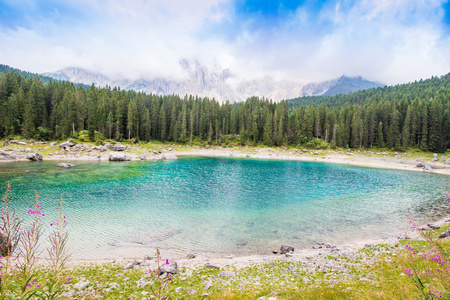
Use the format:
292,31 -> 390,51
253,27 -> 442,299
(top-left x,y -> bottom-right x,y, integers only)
2,142 -> 450,176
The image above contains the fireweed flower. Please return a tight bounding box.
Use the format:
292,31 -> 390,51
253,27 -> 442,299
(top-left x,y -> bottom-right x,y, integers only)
166,259 -> 169,265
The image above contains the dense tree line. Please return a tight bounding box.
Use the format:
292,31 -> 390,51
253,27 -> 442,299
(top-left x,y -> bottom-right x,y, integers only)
0,71 -> 449,152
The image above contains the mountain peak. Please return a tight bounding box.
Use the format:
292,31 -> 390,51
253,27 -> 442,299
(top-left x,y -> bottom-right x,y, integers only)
42,61 -> 382,102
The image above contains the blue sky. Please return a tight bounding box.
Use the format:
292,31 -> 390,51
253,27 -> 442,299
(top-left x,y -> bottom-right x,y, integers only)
1,0 -> 450,84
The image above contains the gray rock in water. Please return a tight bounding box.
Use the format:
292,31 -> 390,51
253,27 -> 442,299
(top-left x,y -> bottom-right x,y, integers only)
57,163 -> 74,168
109,153 -> 131,161
26,152 -> 43,161
107,143 -> 127,151
280,245 -> 294,254
2,140 -> 8,146
158,261 -> 178,275
59,141 -> 76,148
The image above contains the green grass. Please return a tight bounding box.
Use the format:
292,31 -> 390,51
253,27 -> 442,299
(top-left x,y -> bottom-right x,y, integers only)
4,240 -> 435,299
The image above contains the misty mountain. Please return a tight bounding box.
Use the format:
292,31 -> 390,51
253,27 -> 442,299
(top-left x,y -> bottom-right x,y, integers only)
42,59 -> 382,102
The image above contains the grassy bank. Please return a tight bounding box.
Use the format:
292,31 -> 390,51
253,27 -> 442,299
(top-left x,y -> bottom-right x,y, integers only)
22,230 -> 450,299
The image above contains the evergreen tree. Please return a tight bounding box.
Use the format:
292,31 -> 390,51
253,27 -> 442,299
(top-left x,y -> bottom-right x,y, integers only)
159,104 -> 166,142
263,111 -> 273,146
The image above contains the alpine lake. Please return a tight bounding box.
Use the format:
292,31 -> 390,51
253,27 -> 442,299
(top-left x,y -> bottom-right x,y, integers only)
1,156 -> 448,259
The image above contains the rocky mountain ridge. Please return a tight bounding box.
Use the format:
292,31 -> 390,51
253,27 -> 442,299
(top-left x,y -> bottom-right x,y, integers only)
42,59 -> 382,103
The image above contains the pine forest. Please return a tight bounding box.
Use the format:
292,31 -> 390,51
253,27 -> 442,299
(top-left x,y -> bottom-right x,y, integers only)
0,70 -> 449,153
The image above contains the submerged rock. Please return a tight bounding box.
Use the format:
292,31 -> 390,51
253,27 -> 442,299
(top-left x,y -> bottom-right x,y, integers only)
57,163 -> 74,168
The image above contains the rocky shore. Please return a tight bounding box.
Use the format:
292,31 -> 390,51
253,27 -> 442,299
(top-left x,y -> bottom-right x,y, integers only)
1,139 -> 450,177
0,139 -> 179,162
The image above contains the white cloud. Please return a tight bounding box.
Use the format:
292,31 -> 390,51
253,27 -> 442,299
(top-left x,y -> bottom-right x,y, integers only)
1,0 -> 449,85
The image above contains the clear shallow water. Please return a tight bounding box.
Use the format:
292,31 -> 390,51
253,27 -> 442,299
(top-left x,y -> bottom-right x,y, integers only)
0,157 -> 449,259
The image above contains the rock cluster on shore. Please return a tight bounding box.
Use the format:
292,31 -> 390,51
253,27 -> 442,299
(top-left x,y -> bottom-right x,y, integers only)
0,140 -> 181,162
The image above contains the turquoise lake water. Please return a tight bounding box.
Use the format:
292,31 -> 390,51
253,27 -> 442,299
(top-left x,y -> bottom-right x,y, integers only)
0,157 -> 449,259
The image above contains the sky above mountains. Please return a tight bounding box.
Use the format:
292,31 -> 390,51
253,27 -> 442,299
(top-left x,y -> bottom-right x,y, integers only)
1,0 -> 450,85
